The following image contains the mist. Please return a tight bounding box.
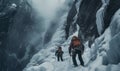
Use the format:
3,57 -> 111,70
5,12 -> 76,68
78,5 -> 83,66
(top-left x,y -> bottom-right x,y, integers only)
29,0 -> 69,29
26,0 -> 73,46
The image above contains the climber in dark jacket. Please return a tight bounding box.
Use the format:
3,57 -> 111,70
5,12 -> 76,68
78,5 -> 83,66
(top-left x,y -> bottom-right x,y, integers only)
69,36 -> 84,67
55,46 -> 64,61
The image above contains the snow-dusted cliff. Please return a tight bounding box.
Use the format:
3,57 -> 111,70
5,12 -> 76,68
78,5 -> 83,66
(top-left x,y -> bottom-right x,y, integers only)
23,8 -> 120,71
1,0 -> 120,71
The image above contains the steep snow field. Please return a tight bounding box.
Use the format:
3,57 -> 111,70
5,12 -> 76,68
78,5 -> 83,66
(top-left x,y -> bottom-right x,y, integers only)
23,31 -> 89,71
23,8 -> 120,71
23,29 -> 120,71
23,28 -> 120,71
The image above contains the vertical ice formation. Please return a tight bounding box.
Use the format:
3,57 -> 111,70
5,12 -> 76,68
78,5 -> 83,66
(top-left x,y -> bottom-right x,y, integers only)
96,0 -> 109,35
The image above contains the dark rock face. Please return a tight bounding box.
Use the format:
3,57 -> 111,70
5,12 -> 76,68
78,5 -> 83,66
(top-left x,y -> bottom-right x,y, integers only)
6,5 -> 38,71
104,0 -> 120,30
65,0 -> 102,47
0,0 -> 37,71
0,1 -> 18,71
65,0 -> 77,39
65,0 -> 120,47
0,0 -> 120,70
77,0 -> 102,42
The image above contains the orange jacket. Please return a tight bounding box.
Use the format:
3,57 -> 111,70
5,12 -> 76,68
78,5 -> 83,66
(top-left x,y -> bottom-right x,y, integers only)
69,37 -> 84,55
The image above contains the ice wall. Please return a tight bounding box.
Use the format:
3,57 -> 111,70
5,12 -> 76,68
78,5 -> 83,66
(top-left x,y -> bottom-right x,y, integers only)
105,9 -> 120,64
96,0 -> 109,35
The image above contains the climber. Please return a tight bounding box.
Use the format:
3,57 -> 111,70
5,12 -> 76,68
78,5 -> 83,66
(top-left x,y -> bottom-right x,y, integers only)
69,36 -> 84,67
55,46 -> 64,61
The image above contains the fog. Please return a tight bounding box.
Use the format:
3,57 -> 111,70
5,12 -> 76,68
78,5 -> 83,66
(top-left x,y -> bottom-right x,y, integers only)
25,0 -> 73,48
30,0 -> 69,29
31,0 -> 65,19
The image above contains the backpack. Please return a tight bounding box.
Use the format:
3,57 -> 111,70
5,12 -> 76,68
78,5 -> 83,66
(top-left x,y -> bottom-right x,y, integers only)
55,50 -> 63,56
72,39 -> 84,52
73,39 -> 81,46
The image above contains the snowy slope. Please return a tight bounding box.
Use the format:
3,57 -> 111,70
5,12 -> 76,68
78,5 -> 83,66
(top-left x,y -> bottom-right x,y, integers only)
23,27 -> 118,71
23,29 -> 120,71
23,30 -> 90,71
23,8 -> 120,71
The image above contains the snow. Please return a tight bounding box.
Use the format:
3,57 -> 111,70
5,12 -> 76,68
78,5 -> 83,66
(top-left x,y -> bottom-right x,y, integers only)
23,13 -> 120,71
24,30 -> 84,71
10,3 -> 17,9
26,62 -> 54,71
24,32 -> 120,71
23,30 -> 91,71
23,2 -> 120,71
105,9 -> 120,64
24,22 -> 118,71
69,0 -> 82,36
96,0 -> 109,35
94,4 -> 120,67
